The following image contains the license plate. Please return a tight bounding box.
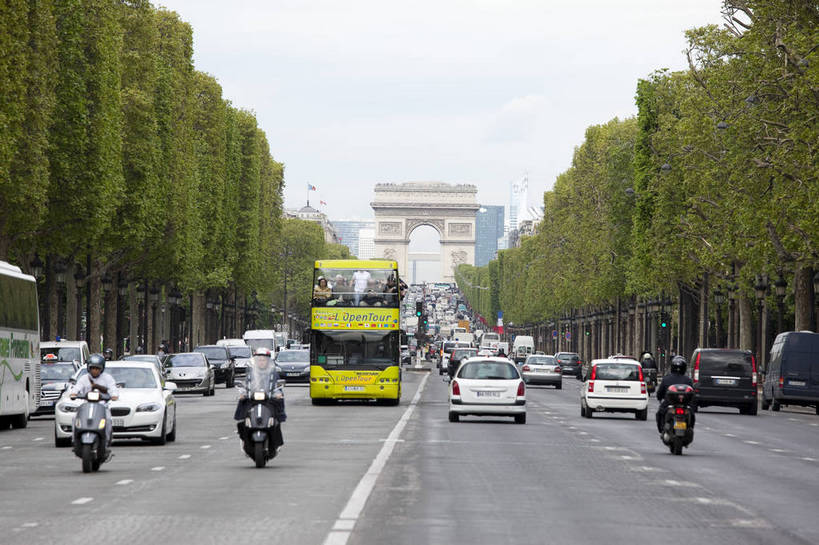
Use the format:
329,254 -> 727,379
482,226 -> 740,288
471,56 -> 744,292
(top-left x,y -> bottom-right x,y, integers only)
286,372 -> 301,377
344,386 -> 365,392
607,387 -> 628,392
41,400 -> 55,407
476,391 -> 500,398
714,378 -> 737,386
789,380 -> 806,386
112,418 -> 125,427
674,420 -> 687,430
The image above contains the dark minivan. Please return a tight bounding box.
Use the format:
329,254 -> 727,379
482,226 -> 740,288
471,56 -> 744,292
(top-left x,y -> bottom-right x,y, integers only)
555,352 -> 582,379
763,331 -> 819,414
690,348 -> 758,415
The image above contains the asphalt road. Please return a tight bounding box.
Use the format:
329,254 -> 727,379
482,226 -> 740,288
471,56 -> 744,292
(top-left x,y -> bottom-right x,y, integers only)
1,369 -> 818,545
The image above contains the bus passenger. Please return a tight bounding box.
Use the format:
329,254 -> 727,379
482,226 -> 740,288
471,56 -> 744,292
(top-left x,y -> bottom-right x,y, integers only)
313,277 -> 332,304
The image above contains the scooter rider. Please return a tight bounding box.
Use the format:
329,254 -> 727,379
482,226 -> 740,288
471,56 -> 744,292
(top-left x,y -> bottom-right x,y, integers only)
655,355 -> 695,433
70,354 -> 119,449
234,347 -> 286,447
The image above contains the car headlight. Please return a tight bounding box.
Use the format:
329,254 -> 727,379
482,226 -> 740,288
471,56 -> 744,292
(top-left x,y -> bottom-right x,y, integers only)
58,403 -> 79,413
136,403 -> 161,412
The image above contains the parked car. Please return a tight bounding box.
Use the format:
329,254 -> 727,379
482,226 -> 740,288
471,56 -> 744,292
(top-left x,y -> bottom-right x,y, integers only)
275,349 -> 310,383
54,361 -> 178,447
763,331 -> 819,414
555,352 -> 583,378
40,340 -> 90,368
690,348 -> 758,415
193,345 -> 236,387
520,354 -> 562,388
581,358 -> 648,420
226,344 -> 253,377
35,355 -> 79,416
163,352 -> 215,396
448,357 -> 526,424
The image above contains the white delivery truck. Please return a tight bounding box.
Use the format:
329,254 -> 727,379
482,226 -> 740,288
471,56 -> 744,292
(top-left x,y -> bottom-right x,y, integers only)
512,335 -> 535,364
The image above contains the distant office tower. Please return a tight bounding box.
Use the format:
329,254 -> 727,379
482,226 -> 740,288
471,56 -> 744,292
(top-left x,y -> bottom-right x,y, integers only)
475,205 -> 505,266
331,220 -> 375,257
357,228 -> 375,259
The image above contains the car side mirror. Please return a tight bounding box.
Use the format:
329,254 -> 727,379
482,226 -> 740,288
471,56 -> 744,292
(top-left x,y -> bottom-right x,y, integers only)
276,379 -> 286,389
164,381 -> 178,391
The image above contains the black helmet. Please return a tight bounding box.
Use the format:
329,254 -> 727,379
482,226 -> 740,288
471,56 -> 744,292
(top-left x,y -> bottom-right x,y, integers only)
88,353 -> 106,372
103,348 -> 114,360
670,355 -> 687,375
135,345 -> 145,354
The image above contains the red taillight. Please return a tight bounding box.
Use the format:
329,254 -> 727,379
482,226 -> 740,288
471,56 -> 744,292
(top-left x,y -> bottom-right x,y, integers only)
588,381 -> 595,392
452,380 -> 460,396
517,381 -> 525,396
693,352 -> 701,383
522,365 -> 531,372
590,366 -> 597,381
637,366 -> 644,382
751,355 -> 758,388
778,376 -> 784,389
640,382 -> 646,395
675,407 -> 685,415
554,366 -> 561,373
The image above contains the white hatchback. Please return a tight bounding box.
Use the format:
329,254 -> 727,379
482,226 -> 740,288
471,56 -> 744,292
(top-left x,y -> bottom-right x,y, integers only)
449,357 -> 526,424
581,358 -> 648,420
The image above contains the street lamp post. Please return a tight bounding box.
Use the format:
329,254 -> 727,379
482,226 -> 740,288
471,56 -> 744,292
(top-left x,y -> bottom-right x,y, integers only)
774,273 -> 787,336
713,288 -> 725,348
754,275 -> 769,370
55,260 -> 67,339
813,271 -> 819,332
117,277 -> 128,357
136,282 -> 146,351
727,283 -> 737,348
73,264 -> 85,340
101,272 -> 112,351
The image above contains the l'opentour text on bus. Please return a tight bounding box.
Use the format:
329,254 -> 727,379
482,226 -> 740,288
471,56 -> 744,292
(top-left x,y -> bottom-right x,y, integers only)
0,261 -> 41,428
309,260 -> 402,405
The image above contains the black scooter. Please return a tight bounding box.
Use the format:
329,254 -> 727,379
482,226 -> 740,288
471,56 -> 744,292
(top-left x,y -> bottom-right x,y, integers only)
239,382 -> 285,468
72,390 -> 112,473
661,384 -> 695,455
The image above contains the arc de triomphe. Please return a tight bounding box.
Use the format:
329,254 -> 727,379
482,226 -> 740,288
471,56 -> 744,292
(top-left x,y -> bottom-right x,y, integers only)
371,182 -> 478,282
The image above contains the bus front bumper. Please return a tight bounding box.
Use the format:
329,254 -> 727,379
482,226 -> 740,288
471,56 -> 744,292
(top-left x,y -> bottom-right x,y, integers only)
310,381 -> 400,400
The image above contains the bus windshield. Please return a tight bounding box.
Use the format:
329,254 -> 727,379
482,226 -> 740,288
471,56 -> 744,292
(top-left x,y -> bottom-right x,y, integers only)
313,267 -> 400,308
312,330 -> 399,369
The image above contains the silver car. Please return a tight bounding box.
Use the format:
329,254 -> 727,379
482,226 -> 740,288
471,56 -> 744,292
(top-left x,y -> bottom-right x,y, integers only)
520,354 -> 562,388
163,353 -> 215,396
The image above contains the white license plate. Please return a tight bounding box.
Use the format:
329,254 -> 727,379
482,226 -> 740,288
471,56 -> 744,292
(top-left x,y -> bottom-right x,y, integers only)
607,387 -> 628,392
40,400 -> 55,407
714,378 -> 737,386
476,391 -> 500,398
286,372 -> 301,377
789,380 -> 806,386
344,386 -> 365,392
112,418 -> 125,427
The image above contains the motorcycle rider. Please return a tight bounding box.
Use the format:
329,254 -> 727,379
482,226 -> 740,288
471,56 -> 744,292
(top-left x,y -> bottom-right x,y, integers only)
69,354 -> 119,452
655,355 -> 695,433
234,347 -> 286,450
103,348 -> 114,361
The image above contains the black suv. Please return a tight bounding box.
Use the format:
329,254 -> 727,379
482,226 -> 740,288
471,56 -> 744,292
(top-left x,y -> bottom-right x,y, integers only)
689,348 -> 758,415
555,352 -> 582,379
194,345 -> 236,387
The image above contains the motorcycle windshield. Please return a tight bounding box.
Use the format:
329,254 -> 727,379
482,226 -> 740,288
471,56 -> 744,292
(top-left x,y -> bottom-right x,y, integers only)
247,357 -> 275,395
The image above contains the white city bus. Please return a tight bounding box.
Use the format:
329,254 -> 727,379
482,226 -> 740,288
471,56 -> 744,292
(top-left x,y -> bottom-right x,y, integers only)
0,261 -> 40,428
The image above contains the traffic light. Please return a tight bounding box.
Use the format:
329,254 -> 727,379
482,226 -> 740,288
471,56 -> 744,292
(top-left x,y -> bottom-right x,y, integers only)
415,301 -> 423,317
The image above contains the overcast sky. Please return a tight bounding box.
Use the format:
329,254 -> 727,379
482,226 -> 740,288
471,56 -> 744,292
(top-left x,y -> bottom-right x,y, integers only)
157,0 -> 724,224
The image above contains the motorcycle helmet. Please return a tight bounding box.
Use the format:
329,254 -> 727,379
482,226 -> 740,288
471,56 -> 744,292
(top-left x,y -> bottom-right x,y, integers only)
670,355 -> 687,375
103,348 -> 114,360
135,345 -> 145,354
87,353 -> 106,372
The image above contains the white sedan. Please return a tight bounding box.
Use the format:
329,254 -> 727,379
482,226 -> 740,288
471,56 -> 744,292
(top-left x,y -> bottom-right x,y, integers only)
55,361 -> 178,447
581,358 -> 648,420
448,357 -> 526,424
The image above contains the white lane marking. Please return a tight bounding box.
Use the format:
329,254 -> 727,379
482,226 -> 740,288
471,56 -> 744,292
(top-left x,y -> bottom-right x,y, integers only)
72,497 -> 94,505
578,431 -> 588,435
200,445 -> 211,449
323,373 -> 429,545
333,520 -> 355,531
1,446 -> 12,450
22,522 -> 38,528
151,466 -> 165,471
178,454 -> 191,459
633,466 -> 661,472
33,437 -> 44,442
588,438 -> 600,442
726,519 -> 772,529
769,448 -> 788,453
219,436 -> 229,440
788,418 -> 799,422
722,433 -> 736,438
115,479 -> 133,485
743,440 -> 760,445
801,457 -> 817,462
379,438 -> 405,443
620,455 -> 640,460
662,480 -> 700,487
810,423 -> 818,427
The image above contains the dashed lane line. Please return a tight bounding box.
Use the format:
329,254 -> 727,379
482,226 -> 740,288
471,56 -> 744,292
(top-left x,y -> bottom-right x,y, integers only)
71,497 -> 94,505
115,479 -> 133,485
151,466 -> 165,471
178,454 -> 191,459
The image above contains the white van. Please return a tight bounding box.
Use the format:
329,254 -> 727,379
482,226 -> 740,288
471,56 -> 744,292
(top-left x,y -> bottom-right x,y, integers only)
242,330 -> 278,353
512,336 -> 535,363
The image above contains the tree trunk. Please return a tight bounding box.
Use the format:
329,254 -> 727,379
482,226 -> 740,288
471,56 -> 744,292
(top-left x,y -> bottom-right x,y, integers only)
793,266 -> 815,331
128,283 -> 138,354
699,273 -> 709,348
47,256 -> 58,340
738,296 -> 754,351
104,279 -> 117,354
192,292 -> 206,347
88,262 -> 102,352
66,273 -> 77,340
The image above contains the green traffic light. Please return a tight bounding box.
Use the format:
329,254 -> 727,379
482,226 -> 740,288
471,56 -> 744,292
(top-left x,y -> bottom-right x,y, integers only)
661,322 -> 667,328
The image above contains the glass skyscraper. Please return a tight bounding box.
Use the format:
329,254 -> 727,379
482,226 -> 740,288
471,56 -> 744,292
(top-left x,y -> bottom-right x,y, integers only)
475,205 -> 505,267
331,220 -> 375,258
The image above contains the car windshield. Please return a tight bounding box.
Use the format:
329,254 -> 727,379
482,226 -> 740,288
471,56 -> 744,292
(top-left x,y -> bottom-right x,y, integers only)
75,367 -> 157,388
277,351 -> 309,363
166,354 -> 206,367
40,347 -> 80,362
124,355 -> 158,364
557,354 -> 580,363
453,350 -> 477,360
312,330 -> 399,369
527,356 -> 556,366
195,347 -> 228,360
245,339 -> 275,352
594,363 -> 641,381
41,362 -> 75,381
228,346 -> 252,358
699,352 -> 753,376
458,361 -> 519,380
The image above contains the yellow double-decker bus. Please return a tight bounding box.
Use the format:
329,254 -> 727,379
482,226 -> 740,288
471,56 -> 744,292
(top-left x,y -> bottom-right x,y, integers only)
309,259 -> 402,405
